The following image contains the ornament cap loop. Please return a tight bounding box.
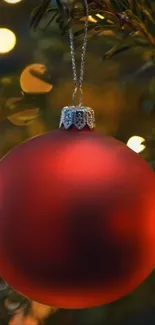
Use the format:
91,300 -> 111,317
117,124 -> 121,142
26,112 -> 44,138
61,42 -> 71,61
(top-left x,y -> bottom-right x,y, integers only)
59,106 -> 95,130
72,87 -> 83,107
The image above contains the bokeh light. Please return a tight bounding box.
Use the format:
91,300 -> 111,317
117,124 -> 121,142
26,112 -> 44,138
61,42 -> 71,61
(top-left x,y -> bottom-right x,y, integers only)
96,14 -> 105,19
127,136 -> 146,153
20,63 -> 53,94
4,0 -> 22,4
0,28 -> 16,54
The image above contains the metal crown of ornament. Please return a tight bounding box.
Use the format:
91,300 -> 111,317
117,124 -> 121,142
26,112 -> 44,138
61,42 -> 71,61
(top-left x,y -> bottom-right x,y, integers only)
59,0 -> 96,130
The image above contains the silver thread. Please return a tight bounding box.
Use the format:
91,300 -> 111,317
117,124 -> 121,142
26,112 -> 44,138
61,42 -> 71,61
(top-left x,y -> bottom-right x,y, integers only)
68,0 -> 89,107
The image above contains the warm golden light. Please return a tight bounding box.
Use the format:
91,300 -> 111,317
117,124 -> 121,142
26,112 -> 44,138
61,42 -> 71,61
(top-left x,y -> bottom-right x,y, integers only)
96,14 -> 105,19
0,28 -> 16,54
80,16 -> 97,23
20,63 -> 53,94
88,15 -> 97,23
127,136 -> 146,153
4,0 -> 22,3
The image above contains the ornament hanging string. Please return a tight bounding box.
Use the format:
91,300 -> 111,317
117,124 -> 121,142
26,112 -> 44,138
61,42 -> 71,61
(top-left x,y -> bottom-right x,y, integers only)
59,0 -> 95,130
69,0 -> 89,107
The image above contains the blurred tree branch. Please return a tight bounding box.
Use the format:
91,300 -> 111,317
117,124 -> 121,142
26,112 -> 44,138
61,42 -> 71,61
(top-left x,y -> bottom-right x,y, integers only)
0,68 -> 53,123
0,96 -> 39,123
30,0 -> 155,59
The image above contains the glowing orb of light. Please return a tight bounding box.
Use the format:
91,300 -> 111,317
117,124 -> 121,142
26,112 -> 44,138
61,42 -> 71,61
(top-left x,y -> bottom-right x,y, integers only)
0,28 -> 16,54
127,136 -> 146,153
4,0 -> 22,4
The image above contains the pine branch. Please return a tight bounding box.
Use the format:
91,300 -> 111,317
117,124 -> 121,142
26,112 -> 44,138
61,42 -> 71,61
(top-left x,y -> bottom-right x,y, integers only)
0,95 -> 40,123
29,0 -> 155,59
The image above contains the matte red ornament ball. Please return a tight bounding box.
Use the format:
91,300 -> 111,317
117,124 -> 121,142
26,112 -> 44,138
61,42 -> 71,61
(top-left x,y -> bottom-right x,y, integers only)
0,129 -> 155,309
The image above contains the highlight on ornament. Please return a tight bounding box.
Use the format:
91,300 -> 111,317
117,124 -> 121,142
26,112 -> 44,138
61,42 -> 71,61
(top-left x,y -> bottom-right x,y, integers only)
0,28 -> 16,54
127,136 -> 146,153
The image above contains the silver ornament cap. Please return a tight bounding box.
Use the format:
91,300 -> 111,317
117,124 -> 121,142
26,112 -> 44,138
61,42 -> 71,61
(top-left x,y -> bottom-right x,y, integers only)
59,106 -> 96,130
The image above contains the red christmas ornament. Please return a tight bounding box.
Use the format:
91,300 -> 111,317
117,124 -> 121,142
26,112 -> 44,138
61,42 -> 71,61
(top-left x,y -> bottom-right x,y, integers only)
0,106 -> 155,309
